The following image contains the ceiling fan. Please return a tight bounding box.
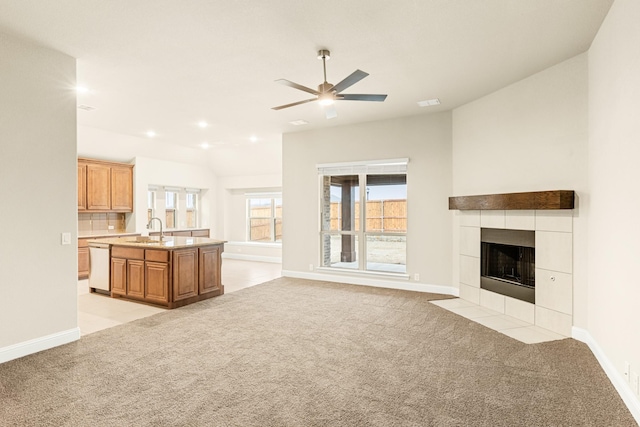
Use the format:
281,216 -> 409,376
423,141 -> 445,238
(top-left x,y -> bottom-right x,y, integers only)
272,49 -> 387,119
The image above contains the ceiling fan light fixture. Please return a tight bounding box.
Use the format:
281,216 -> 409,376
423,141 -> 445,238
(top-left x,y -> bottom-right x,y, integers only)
318,92 -> 334,106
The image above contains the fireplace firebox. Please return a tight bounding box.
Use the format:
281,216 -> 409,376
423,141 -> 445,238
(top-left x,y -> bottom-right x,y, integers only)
481,228 -> 535,304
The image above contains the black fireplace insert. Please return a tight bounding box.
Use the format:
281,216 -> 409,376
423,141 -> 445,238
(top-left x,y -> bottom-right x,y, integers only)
481,228 -> 535,304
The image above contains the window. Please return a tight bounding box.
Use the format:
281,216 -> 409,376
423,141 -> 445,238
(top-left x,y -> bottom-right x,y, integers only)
147,190 -> 155,224
319,159 -> 407,274
165,191 -> 177,228
247,195 -> 282,242
185,191 -> 198,228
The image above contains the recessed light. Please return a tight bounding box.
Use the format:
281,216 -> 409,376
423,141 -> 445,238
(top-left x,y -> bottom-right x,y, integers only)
77,104 -> 96,111
249,136 -> 258,143
146,130 -> 156,138
200,142 -> 210,149
417,98 -> 441,107
289,119 -> 308,126
75,85 -> 90,94
198,121 -> 208,128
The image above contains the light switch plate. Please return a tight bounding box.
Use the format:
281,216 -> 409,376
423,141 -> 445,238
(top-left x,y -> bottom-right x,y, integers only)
61,232 -> 71,245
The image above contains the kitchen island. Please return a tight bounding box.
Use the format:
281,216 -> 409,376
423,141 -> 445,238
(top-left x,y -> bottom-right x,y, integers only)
89,235 -> 225,308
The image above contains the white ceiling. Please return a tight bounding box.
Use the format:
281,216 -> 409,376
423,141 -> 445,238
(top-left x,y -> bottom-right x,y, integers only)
0,0 -> 612,175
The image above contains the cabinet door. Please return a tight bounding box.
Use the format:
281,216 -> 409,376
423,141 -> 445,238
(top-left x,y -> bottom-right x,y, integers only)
110,166 -> 133,211
77,163 -> 87,210
199,246 -> 221,294
111,258 -> 127,295
86,164 -> 111,210
78,247 -> 90,279
145,262 -> 170,303
171,230 -> 192,237
172,249 -> 198,301
127,259 -> 145,298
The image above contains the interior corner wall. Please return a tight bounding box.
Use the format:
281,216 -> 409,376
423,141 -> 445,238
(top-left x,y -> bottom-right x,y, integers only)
0,33 -> 78,355
282,113 -> 453,287
588,0 -> 640,395
451,53 -> 589,327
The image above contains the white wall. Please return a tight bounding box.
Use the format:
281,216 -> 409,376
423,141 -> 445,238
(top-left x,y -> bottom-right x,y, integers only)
0,33 -> 78,360
588,0 -> 640,410
282,113 -> 453,290
452,53 -> 589,327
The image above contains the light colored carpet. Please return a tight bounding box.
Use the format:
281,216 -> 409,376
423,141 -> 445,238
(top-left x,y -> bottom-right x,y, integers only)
0,277 -> 636,426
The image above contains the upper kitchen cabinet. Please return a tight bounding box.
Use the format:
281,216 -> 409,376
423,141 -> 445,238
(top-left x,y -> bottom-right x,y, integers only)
78,158 -> 134,212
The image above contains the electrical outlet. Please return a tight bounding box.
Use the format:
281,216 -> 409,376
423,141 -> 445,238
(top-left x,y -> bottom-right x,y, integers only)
631,371 -> 639,395
108,225 -> 114,230
414,273 -> 420,281
625,361 -> 631,381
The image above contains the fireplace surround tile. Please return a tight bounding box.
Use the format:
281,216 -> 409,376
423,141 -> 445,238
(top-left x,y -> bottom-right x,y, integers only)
535,306 -> 572,336
459,283 -> 480,304
480,210 -> 506,229
460,255 -> 480,287
505,296 -> 535,323
536,231 -> 573,273
505,210 -> 535,230
458,210 -> 480,226
536,268 -> 573,315
535,210 -> 573,232
480,289 -> 506,313
460,226 -> 480,257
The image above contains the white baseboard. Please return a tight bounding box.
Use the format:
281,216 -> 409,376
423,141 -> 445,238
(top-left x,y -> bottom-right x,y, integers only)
282,269 -> 459,296
0,328 -> 81,364
572,326 -> 640,424
222,252 -> 282,264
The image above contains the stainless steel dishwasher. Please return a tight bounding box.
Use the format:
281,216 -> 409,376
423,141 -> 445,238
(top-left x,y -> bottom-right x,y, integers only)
88,242 -> 110,293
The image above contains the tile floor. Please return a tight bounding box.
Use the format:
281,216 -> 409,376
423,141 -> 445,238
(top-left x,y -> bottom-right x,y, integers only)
78,259 -> 282,336
430,298 -> 567,344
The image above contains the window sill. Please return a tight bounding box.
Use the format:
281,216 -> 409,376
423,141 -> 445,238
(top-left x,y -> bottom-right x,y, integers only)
226,241 -> 282,249
316,266 -> 409,280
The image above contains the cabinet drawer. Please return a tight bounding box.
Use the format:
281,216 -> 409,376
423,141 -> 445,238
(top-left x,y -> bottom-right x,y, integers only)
146,249 -> 169,262
191,229 -> 210,237
111,246 -> 144,260
78,238 -> 90,248
171,231 -> 192,237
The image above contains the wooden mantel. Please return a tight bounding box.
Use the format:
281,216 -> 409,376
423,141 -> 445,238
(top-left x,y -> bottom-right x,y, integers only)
449,190 -> 575,210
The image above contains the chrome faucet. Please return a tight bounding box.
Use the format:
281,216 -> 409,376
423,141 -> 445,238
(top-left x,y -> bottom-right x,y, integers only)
147,217 -> 164,239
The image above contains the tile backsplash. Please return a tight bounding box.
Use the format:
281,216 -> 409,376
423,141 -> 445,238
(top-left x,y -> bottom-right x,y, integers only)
78,213 -> 126,233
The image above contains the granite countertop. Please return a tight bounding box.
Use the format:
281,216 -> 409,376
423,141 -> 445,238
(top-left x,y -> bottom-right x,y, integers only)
89,235 -> 226,249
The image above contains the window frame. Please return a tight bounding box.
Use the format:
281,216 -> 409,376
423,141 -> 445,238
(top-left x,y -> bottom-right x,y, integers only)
317,159 -> 408,275
246,194 -> 282,243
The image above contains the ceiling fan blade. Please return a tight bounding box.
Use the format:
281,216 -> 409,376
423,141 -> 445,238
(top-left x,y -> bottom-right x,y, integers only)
331,69 -> 369,94
272,98 -> 317,110
275,79 -> 320,95
338,94 -> 387,102
324,104 -> 337,119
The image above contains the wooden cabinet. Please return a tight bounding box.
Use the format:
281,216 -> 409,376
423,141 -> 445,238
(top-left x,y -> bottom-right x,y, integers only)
78,239 -> 90,279
78,164 -> 87,211
171,230 -> 192,237
199,245 -> 221,294
191,229 -> 210,238
150,229 -> 210,238
110,243 -> 223,308
110,165 -> 133,211
78,158 -> 133,212
111,257 -> 127,295
145,262 -> 170,303
173,249 -> 199,301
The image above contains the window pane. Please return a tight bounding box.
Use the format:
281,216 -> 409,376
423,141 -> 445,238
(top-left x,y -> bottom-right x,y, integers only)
366,234 -> 406,273
165,209 -> 176,228
186,193 -> 196,209
322,233 -> 359,269
166,192 -> 177,209
323,175 -> 359,232
249,198 -> 272,218
250,218 -> 272,242
186,210 -> 196,228
275,198 -> 282,218
365,174 -> 407,232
